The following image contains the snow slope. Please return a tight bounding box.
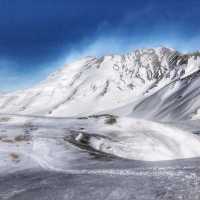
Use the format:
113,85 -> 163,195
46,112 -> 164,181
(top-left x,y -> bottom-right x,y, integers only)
130,69 -> 200,121
1,47 -> 200,120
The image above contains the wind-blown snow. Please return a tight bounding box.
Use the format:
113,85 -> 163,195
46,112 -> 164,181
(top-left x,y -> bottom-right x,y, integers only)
87,118 -> 200,161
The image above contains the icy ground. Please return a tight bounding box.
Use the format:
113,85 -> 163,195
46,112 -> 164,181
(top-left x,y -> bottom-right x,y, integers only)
1,114 -> 200,200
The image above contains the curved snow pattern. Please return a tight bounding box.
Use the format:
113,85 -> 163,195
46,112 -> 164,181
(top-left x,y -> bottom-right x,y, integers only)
67,118 -> 200,162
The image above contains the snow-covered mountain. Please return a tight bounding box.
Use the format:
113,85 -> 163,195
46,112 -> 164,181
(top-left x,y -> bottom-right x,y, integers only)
2,46 -> 200,169
1,47 -> 200,121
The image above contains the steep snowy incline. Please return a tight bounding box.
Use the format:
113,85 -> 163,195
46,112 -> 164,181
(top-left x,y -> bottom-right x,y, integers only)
1,47 -> 197,117
129,68 -> 200,121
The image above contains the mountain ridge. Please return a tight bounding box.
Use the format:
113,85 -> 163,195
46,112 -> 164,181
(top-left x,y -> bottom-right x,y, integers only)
1,47 -> 200,121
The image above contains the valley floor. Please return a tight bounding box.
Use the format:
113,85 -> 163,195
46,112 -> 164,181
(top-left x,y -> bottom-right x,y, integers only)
1,114 -> 200,200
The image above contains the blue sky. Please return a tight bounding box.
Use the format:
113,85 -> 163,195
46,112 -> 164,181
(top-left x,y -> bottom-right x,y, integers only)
1,0 -> 200,91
